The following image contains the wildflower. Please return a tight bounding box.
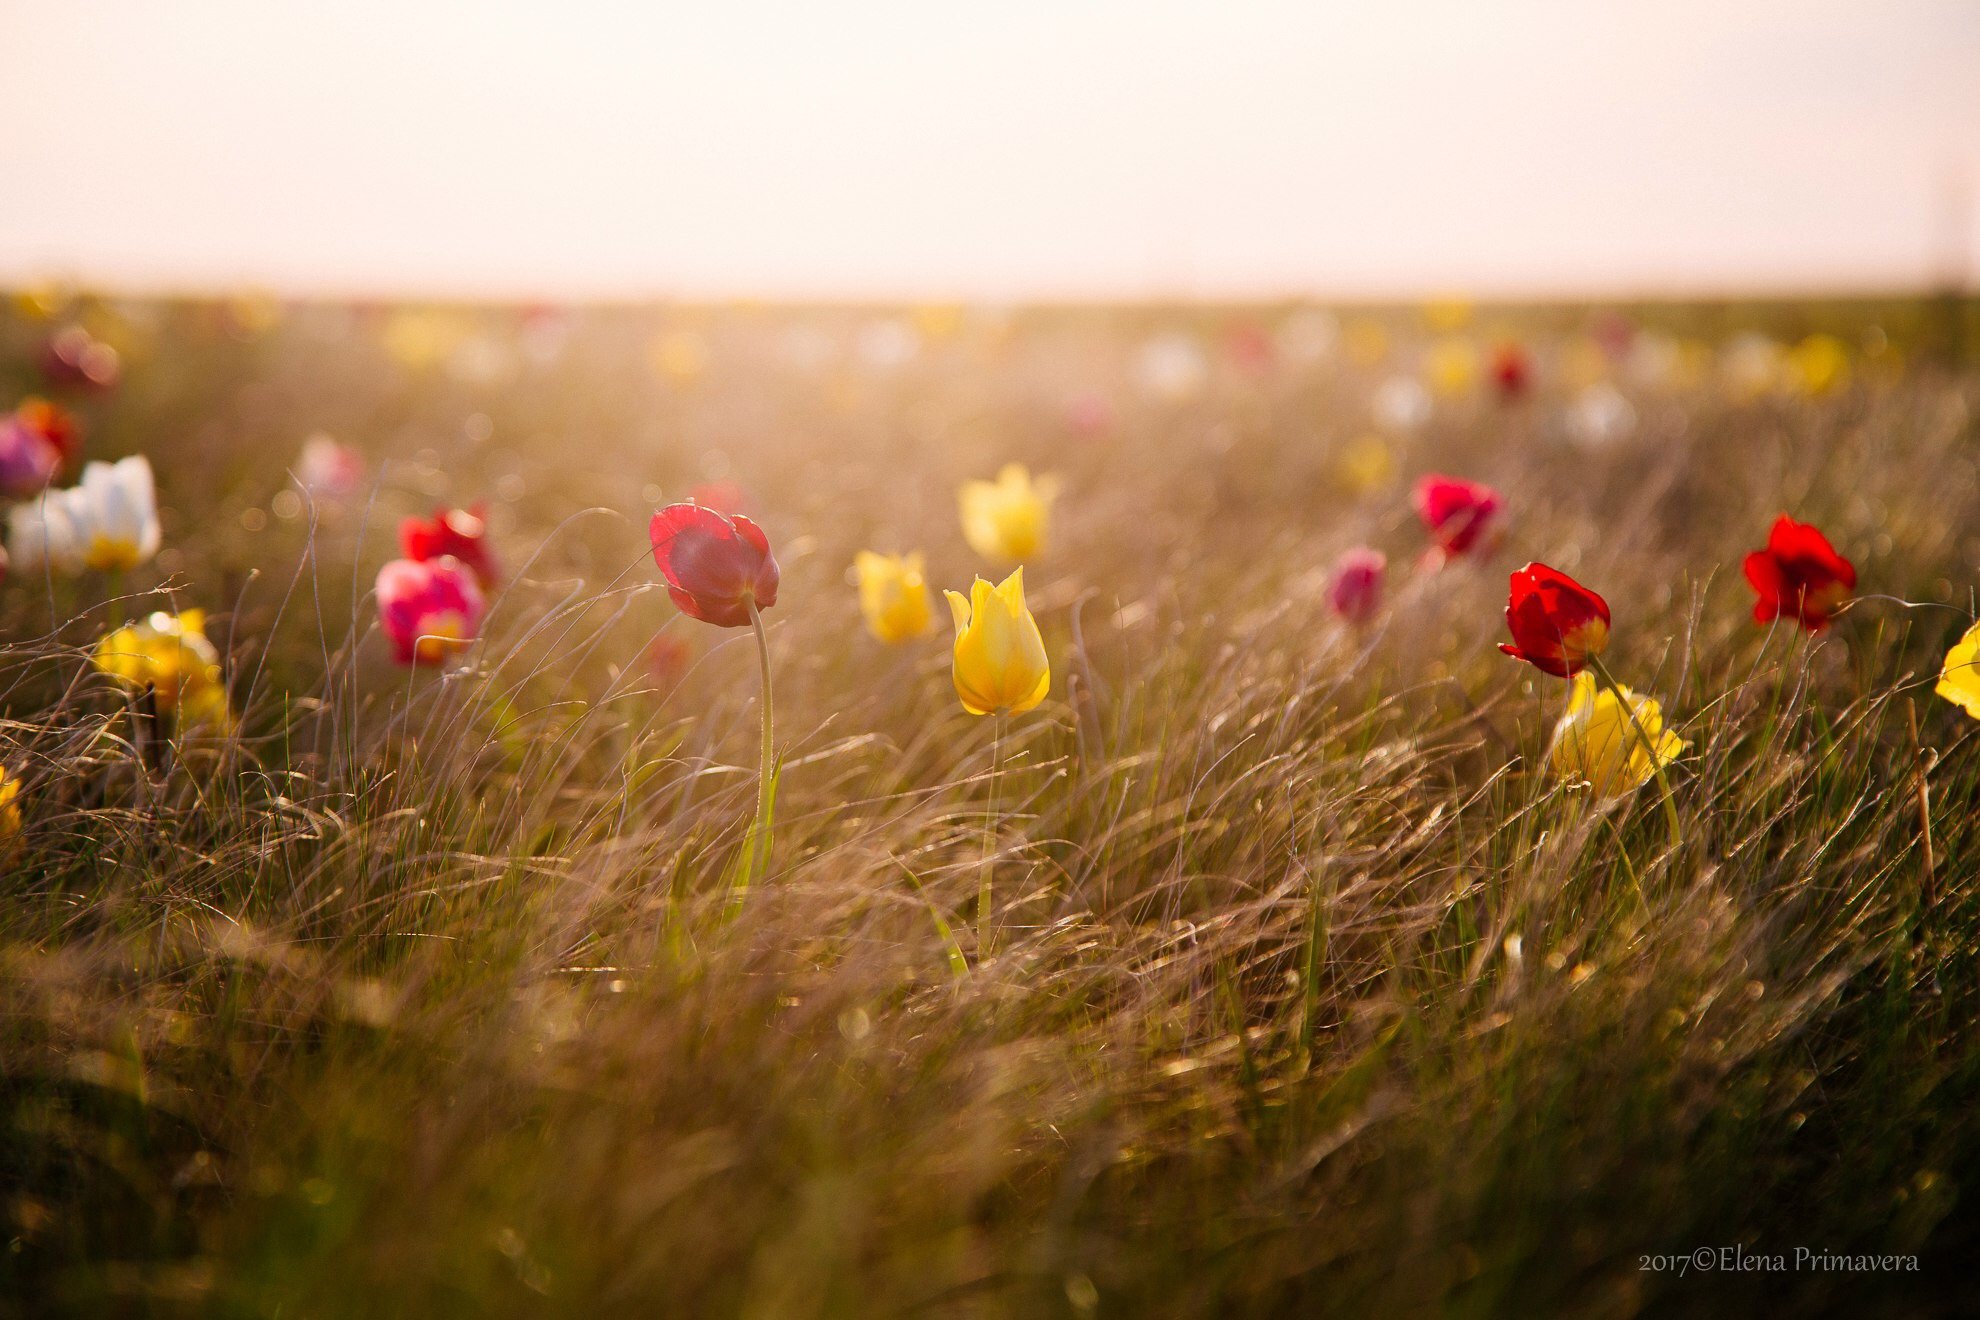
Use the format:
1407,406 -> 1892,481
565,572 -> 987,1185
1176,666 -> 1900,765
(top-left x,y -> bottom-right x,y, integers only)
376,557 -> 486,665
1934,620 -> 1980,721
1489,341 -> 1532,399
15,397 -> 84,469
93,609 -> 233,729
295,435 -> 367,499
649,503 -> 779,628
401,505 -> 497,588
1426,339 -> 1478,396
1327,548 -> 1386,625
1336,435 -> 1396,494
7,456 -> 161,575
959,463 -> 1057,563
39,325 -> 120,392
0,414 -> 62,497
854,551 -> 935,643
945,567 -> 1050,715
1373,376 -> 1432,432
0,766 -> 22,857
1412,474 -> 1501,562
1135,333 -> 1207,401
1743,515 -> 1854,631
1788,334 -> 1849,396
651,330 -> 709,384
646,634 -> 694,690
1549,672 -> 1685,797
1500,563 -> 1610,678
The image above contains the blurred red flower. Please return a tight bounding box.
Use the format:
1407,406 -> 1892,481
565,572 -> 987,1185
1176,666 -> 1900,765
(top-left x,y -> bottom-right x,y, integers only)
1489,342 -> 1532,399
1500,563 -> 1611,678
15,397 -> 83,471
1743,515 -> 1854,631
649,503 -> 779,628
38,326 -> 120,393
1413,474 -> 1502,562
376,556 -> 486,666
1327,547 -> 1386,625
402,505 -> 498,588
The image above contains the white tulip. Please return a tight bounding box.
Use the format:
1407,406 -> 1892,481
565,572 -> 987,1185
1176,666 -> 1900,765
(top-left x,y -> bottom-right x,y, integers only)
6,456 -> 160,576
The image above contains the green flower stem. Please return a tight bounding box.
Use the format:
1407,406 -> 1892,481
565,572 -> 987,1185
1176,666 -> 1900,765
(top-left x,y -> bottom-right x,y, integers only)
979,710 -> 1006,959
1587,654 -> 1682,854
740,597 -> 776,898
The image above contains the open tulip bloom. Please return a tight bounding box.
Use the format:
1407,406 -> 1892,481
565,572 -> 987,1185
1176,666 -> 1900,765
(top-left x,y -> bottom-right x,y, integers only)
93,609 -> 234,733
1743,514 -> 1855,631
1500,563 -> 1610,678
1550,673 -> 1686,798
649,501 -> 781,893
6,455 -> 162,578
402,504 -> 499,588
377,556 -> 487,666
1412,473 -> 1501,563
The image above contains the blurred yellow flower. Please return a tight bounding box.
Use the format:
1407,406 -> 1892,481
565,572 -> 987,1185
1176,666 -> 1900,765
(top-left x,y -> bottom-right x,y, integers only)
855,550 -> 935,644
1426,338 -> 1479,396
1422,296 -> 1473,332
381,310 -> 469,372
944,567 -> 1049,716
1935,621 -> 1980,721
0,766 -> 21,857
1789,334 -> 1850,396
13,283 -> 68,321
1336,434 -> 1397,494
959,463 -> 1057,563
911,303 -> 967,342
1549,672 -> 1685,797
650,330 -> 709,384
1344,319 -> 1389,367
93,609 -> 234,731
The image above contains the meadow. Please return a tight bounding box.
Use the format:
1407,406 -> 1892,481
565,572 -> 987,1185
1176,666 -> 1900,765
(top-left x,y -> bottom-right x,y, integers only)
3,291 -> 1979,1316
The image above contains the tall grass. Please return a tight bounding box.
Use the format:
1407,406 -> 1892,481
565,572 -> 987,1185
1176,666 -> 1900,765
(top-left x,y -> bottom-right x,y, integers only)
3,298 -> 1979,1316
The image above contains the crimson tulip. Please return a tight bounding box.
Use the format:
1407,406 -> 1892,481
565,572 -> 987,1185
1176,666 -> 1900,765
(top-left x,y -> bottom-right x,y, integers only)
1743,515 -> 1854,631
649,503 -> 780,628
1413,474 -> 1502,561
1327,547 -> 1386,624
402,504 -> 498,587
1499,562 -> 1611,678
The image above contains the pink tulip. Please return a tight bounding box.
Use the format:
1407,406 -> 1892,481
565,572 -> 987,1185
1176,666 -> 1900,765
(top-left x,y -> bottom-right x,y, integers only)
1328,548 -> 1387,624
296,436 -> 367,499
376,556 -> 486,666
0,416 -> 62,498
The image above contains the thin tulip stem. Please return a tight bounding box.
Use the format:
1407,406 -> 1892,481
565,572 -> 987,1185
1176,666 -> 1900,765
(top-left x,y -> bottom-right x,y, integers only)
741,597 -> 775,898
1587,655 -> 1682,855
979,710 -> 1005,957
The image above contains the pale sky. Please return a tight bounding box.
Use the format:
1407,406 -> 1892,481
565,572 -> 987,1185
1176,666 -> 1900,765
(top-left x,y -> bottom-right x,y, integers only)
2,0 -> 1977,300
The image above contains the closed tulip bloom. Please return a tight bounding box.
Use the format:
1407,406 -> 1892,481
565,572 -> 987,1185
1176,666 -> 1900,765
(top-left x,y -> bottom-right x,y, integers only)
402,504 -> 498,587
7,456 -> 161,575
1549,672 -> 1686,797
1935,620 -> 1980,721
1743,515 -> 1854,631
649,503 -> 779,628
1500,563 -> 1611,678
959,464 -> 1057,563
1327,548 -> 1386,624
944,567 -> 1050,715
1412,474 -> 1501,561
855,550 -> 935,643
377,557 -> 487,666
93,609 -> 233,729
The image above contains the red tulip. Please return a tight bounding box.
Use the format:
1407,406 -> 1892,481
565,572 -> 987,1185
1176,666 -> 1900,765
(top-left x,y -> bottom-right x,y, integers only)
0,416 -> 62,497
1413,474 -> 1502,561
1488,341 -> 1532,399
1499,562 -> 1611,678
376,556 -> 486,666
14,397 -> 83,471
1327,547 -> 1386,624
402,504 -> 498,587
1743,515 -> 1855,631
649,503 -> 779,628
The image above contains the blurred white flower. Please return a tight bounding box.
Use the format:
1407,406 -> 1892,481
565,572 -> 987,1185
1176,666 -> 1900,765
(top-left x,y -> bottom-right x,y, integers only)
1276,308 -> 1339,366
296,435 -> 367,499
8,456 -> 161,575
1372,375 -> 1432,432
1565,383 -> 1638,451
1136,332 -> 1207,402
856,319 -> 920,372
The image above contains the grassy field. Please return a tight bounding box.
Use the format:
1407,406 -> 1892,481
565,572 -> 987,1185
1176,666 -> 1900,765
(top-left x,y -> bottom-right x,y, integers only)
3,293 -> 1980,1316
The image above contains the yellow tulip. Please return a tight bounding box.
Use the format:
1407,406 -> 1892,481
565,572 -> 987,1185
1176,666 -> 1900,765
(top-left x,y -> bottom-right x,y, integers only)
92,609 -> 234,731
1336,434 -> 1396,494
959,464 -> 1057,563
1935,621 -> 1980,721
1549,672 -> 1685,798
1789,334 -> 1850,396
1426,338 -> 1479,396
0,766 -> 21,857
854,551 -> 935,644
944,568 -> 1050,716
